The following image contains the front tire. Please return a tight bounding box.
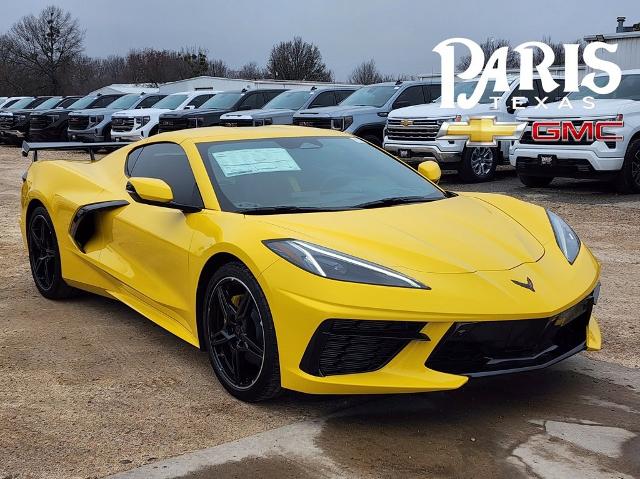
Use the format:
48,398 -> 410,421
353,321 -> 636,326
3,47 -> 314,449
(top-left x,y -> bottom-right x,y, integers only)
27,206 -> 77,299
518,174 -> 554,188
458,146 -> 498,182
614,139 -> 640,194
202,262 -> 281,402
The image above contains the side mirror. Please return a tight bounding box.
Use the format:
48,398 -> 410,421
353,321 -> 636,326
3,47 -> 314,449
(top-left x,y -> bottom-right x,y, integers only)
238,104 -> 252,111
393,100 -> 410,109
417,160 -> 442,184
127,177 -> 174,204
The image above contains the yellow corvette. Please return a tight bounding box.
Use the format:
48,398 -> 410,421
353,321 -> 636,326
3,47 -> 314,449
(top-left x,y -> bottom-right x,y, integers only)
20,126 -> 601,401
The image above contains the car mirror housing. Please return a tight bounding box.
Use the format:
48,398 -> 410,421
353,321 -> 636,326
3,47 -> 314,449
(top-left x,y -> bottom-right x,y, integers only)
126,177 -> 174,204
417,160 -> 442,184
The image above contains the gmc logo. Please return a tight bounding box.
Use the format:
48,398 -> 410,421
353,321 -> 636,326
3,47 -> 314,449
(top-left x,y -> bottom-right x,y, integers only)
532,120 -> 624,143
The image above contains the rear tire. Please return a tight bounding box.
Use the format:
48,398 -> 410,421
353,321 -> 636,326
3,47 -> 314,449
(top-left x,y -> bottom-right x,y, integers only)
27,206 -> 78,299
458,146 -> 498,182
614,139 -> 640,194
518,175 -> 554,188
202,262 -> 281,402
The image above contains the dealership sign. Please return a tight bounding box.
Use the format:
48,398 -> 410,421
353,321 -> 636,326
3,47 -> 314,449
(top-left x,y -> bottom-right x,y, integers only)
433,38 -> 622,109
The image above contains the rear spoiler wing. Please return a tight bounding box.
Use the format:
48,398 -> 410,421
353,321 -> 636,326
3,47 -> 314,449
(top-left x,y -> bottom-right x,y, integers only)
21,141 -> 125,162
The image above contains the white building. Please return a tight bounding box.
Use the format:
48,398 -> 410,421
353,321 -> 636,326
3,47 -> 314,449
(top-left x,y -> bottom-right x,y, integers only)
585,17 -> 640,70
157,76 -> 355,94
89,84 -> 159,95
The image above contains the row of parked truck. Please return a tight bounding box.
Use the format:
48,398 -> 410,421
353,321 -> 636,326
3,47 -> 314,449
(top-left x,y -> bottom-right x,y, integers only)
2,70 -> 639,192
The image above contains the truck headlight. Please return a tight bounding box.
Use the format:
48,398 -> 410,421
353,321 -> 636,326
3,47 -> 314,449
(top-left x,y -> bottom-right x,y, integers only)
187,117 -> 205,127
89,115 -> 104,124
253,119 -> 264,126
547,210 -> 581,264
135,116 -> 150,127
331,116 -> 353,131
46,114 -> 60,122
264,239 -> 429,289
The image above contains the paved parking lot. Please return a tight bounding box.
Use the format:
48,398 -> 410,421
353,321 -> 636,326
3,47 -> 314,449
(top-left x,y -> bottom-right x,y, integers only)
0,146 -> 638,478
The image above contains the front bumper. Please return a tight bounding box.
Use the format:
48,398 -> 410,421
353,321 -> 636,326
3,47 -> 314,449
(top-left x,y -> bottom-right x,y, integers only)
68,131 -> 106,142
259,244 -> 601,395
510,143 -> 625,174
383,139 -> 464,165
0,129 -> 27,141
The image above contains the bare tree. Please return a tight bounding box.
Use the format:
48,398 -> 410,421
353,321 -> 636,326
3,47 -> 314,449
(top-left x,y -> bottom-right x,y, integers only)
3,5 -> 84,94
349,59 -> 386,84
267,37 -> 332,82
533,36 -> 586,65
456,38 -> 518,72
208,58 -> 229,77
230,62 -> 266,80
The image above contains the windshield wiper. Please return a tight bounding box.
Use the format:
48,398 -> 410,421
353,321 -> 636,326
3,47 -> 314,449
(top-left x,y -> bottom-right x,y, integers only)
239,205 -> 352,215
354,196 -> 440,209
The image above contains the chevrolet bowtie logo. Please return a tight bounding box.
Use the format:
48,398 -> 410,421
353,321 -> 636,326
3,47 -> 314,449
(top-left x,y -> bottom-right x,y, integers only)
401,119 -> 414,127
437,116 -> 526,147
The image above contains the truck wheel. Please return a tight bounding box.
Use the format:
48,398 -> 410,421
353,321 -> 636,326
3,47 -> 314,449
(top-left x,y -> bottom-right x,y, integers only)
614,139 -> 640,194
518,175 -> 554,188
149,126 -> 159,137
458,146 -> 498,182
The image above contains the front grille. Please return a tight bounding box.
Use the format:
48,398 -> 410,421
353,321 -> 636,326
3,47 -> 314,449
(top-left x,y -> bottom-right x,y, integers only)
426,294 -> 594,376
222,119 -> 254,127
300,319 -> 427,376
159,117 -> 188,132
68,116 -> 89,130
0,116 -> 15,130
516,157 -> 596,175
520,120 -> 594,146
112,117 -> 134,132
29,115 -> 52,129
293,117 -> 332,129
386,118 -> 443,142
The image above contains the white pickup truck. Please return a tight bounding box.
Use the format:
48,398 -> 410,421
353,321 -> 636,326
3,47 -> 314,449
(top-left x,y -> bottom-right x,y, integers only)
110,91 -> 216,142
384,75 -> 564,182
510,70 -> 640,193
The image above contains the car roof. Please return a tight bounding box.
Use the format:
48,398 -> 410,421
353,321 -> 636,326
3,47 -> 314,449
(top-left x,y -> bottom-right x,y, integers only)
151,125 -> 349,144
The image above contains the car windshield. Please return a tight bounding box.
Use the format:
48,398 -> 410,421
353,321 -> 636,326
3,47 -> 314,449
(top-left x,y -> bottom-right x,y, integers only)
340,86 -> 398,107
201,93 -> 242,109
152,94 -> 188,110
34,98 -> 62,110
263,90 -> 310,110
68,96 -> 96,109
433,80 -> 498,104
107,94 -> 142,110
568,74 -> 640,101
6,98 -> 34,109
198,136 -> 445,213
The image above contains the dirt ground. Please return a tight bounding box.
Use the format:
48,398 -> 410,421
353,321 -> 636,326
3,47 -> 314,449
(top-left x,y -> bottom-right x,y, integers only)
0,145 -> 638,479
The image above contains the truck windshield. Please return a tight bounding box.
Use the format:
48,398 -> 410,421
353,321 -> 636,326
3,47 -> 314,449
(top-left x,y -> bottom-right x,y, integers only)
264,90 -> 310,110
433,81 -> 498,104
201,93 -> 243,109
107,94 -> 142,110
34,98 -> 62,110
68,96 -> 96,109
340,86 -> 398,107
153,94 -> 188,110
568,74 -> 640,101
197,136 -> 444,213
6,98 -> 35,109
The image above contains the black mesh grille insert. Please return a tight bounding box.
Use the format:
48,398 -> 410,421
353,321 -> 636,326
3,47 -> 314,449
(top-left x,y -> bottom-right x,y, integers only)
426,294 -> 594,376
300,319 -> 428,377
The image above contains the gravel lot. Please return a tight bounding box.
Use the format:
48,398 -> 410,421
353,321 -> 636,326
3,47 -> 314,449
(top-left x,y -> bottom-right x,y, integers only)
0,145 -> 638,478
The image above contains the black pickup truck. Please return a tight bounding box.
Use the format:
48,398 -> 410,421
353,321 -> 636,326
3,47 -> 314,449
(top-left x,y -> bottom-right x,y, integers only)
158,89 -> 285,132
0,97 -> 70,143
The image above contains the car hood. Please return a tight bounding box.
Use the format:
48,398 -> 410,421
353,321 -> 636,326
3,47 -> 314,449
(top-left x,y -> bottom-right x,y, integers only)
222,108 -> 294,120
296,105 -> 379,118
389,102 -> 492,119
517,99 -> 637,119
253,195 -> 545,274
69,107 -> 118,116
113,108 -> 171,117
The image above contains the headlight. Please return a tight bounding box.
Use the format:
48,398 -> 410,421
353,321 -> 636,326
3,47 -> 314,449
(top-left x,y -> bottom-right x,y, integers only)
331,116 -> 353,131
135,116 -> 151,127
264,239 -> 429,289
253,119 -> 264,126
264,118 -> 273,125
17,114 -> 27,121
89,115 -> 104,124
547,210 -> 581,264
47,114 -> 60,122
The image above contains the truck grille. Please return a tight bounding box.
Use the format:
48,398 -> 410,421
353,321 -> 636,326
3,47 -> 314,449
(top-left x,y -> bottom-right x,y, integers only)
29,114 -> 52,129
68,116 -> 89,131
519,120 -> 595,146
222,119 -> 255,127
111,117 -> 135,132
158,117 -> 188,132
386,118 -> 443,142
293,117 -> 332,129
0,116 -> 15,130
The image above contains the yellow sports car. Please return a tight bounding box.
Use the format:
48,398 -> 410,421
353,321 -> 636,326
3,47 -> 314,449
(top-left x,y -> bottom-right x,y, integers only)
20,126 -> 601,402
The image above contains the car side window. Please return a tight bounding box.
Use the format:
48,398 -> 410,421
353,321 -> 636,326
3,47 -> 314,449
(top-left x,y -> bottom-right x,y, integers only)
309,91 -> 336,108
240,92 -> 263,109
393,86 -> 426,109
263,91 -> 282,102
335,90 -> 355,103
424,84 -> 441,102
137,95 -> 164,109
126,143 -> 203,207
187,94 -> 214,108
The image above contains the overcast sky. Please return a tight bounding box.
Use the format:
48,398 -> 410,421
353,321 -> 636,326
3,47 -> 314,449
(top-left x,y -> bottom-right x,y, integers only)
1,0 -> 637,81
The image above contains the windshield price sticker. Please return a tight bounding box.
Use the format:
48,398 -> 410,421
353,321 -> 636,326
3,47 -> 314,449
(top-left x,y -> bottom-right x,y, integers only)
212,148 -> 301,177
